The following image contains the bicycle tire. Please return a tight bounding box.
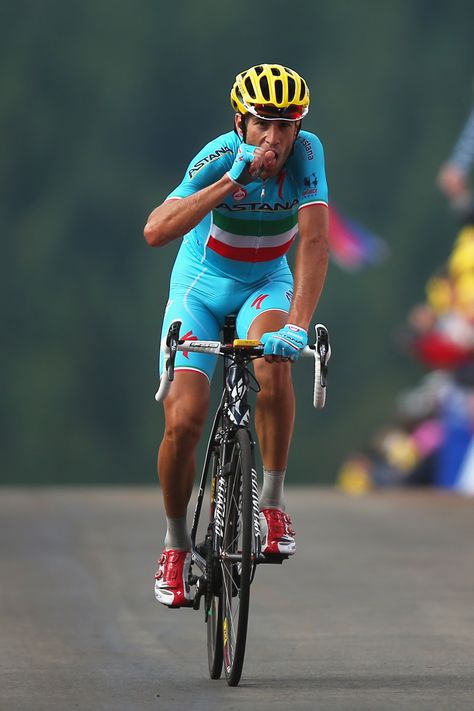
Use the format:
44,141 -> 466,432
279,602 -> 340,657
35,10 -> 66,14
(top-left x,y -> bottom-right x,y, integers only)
207,589 -> 223,678
207,449 -> 223,679
220,428 -> 253,686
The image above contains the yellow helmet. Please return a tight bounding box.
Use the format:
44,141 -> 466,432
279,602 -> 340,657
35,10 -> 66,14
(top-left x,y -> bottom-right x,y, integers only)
230,64 -> 310,121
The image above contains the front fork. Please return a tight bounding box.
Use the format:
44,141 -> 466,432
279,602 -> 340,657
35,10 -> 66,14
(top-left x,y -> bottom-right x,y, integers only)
192,431 -> 262,613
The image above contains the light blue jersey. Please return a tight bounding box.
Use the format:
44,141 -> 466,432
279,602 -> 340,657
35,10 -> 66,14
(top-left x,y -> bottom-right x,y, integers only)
160,128 -> 328,380
167,129 -> 328,281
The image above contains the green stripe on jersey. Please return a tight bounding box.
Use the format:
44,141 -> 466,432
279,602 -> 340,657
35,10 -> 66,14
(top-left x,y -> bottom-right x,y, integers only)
213,211 -> 297,237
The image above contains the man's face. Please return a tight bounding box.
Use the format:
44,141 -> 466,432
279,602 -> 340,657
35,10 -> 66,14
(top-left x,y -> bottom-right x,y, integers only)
236,114 -> 300,179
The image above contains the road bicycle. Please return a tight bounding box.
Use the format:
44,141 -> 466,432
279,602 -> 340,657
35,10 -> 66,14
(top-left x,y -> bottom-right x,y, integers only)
155,315 -> 330,686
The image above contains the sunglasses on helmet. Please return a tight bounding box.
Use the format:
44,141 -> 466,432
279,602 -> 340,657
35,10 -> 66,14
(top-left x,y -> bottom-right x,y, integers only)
250,103 -> 308,121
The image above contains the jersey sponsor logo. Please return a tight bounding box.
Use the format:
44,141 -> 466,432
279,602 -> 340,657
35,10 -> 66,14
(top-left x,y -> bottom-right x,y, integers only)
304,173 -> 319,188
217,198 -> 299,212
301,138 -> 314,161
182,329 -> 198,358
188,146 -> 232,179
251,293 -> 269,310
302,173 -> 318,198
233,187 -> 247,201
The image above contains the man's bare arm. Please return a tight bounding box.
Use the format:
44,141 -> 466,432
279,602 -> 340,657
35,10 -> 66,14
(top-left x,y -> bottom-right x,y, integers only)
288,204 -> 329,330
143,148 -> 273,247
143,174 -> 235,247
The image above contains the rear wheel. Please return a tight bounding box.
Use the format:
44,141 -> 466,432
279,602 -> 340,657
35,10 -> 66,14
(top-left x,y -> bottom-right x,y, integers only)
207,591 -> 223,678
220,428 -> 253,686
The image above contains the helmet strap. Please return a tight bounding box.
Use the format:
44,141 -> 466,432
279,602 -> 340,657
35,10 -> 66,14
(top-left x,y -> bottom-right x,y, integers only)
240,114 -> 248,142
233,113 -> 247,141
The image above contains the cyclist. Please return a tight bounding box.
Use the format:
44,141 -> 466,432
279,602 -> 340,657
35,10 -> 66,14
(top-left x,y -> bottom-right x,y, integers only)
144,64 -> 329,607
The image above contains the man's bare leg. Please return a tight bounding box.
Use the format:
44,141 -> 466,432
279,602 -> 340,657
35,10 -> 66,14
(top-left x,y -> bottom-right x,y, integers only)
158,370 -> 210,548
247,310 -> 297,555
248,311 -> 295,511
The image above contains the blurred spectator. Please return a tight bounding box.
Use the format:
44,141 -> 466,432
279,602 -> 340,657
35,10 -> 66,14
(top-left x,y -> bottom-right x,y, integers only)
337,95 -> 474,497
404,226 -> 474,370
337,223 -> 474,495
337,452 -> 373,495
437,102 -> 474,223
436,375 -> 474,488
336,368 -> 474,494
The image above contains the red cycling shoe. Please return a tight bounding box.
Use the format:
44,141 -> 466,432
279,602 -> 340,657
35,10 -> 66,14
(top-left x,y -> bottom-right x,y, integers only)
154,549 -> 194,608
259,508 -> 296,556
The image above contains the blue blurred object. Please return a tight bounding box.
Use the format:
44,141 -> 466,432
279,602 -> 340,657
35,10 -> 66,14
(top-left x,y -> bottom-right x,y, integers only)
436,386 -> 472,488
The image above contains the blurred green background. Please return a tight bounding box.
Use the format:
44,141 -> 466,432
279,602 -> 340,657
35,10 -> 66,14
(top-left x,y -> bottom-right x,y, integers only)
2,0 -> 473,485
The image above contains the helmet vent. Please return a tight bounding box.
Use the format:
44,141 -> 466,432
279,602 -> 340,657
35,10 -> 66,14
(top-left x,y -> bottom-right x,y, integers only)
287,77 -> 296,101
245,76 -> 256,99
274,78 -> 283,104
259,76 -> 270,101
299,80 -> 307,102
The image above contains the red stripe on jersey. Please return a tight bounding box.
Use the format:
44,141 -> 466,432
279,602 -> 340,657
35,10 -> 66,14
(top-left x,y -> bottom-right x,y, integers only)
208,235 -> 294,262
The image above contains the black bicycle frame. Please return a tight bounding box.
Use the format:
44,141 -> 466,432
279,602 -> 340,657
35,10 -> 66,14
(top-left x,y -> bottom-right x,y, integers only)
189,315 -> 258,570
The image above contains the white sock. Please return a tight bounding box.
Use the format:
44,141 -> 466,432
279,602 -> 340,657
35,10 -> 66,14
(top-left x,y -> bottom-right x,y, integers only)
259,469 -> 286,511
164,516 -> 191,551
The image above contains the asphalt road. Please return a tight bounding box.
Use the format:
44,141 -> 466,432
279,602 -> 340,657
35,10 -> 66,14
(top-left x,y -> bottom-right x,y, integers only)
1,487 -> 474,711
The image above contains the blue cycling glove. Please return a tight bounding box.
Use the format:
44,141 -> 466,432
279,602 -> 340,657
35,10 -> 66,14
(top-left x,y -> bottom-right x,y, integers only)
260,324 -> 308,361
227,143 -> 258,186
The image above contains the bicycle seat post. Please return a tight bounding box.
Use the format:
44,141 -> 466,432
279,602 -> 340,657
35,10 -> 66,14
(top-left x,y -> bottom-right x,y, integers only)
223,313 -> 237,344
222,314 -> 237,390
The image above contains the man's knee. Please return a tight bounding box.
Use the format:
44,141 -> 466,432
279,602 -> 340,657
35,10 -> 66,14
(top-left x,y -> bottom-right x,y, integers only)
163,416 -> 204,450
162,373 -> 210,449
254,360 -> 293,399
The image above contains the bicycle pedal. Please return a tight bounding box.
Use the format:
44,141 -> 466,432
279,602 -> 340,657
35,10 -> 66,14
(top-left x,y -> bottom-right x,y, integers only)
257,553 -> 289,564
165,600 -> 195,610
191,575 -> 206,610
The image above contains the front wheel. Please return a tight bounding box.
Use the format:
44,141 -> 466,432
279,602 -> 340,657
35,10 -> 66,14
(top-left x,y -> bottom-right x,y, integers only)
207,451 -> 223,679
220,428 -> 254,686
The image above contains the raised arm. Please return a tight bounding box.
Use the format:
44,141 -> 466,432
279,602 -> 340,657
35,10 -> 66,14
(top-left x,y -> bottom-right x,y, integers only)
143,143 -> 274,247
143,175 -> 235,247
